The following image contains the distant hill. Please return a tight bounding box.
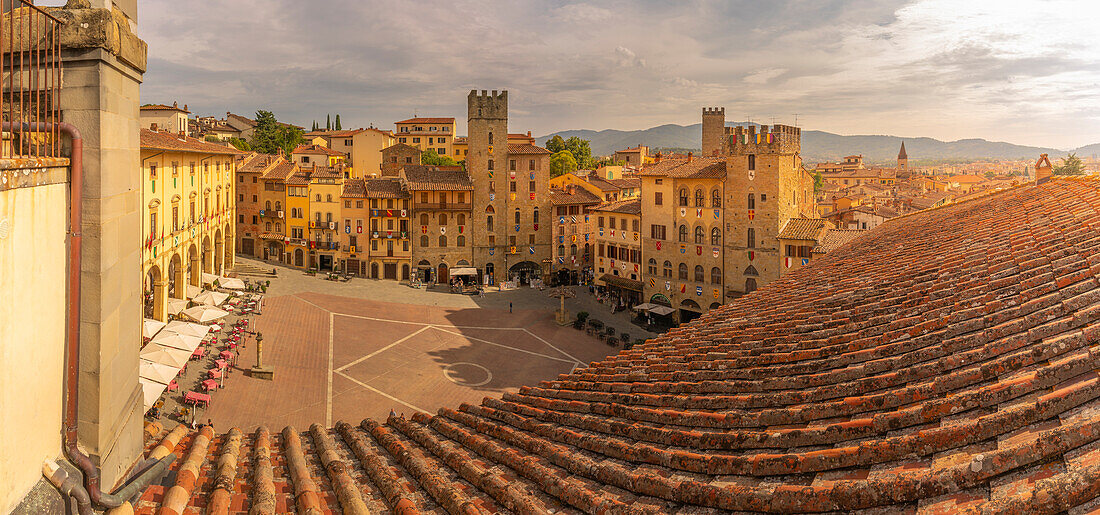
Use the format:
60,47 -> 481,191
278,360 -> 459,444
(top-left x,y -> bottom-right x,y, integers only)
535,123 -> 1088,164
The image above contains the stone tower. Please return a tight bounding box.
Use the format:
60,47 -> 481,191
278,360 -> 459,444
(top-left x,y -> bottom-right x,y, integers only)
468,90 -> 509,280
722,124 -> 812,295
897,141 -> 909,178
701,107 -> 725,157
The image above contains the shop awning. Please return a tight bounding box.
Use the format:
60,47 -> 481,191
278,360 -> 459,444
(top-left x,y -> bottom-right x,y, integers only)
450,267 -> 479,276
598,273 -> 644,292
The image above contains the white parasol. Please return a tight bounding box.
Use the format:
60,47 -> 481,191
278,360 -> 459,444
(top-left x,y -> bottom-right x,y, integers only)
142,318 -> 165,339
219,277 -> 246,290
149,332 -> 202,353
139,378 -> 168,413
164,320 -> 211,339
181,305 -> 229,323
139,343 -> 190,369
193,290 -> 230,306
166,298 -> 188,315
139,358 -> 179,384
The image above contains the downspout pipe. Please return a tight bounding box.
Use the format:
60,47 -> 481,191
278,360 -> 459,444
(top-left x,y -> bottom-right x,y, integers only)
6,122 -> 175,510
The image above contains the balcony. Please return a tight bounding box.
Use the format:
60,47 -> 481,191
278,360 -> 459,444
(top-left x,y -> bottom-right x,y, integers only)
414,202 -> 472,211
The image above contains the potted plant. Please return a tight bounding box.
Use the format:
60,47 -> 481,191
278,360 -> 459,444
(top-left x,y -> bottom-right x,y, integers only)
576,311 -> 589,323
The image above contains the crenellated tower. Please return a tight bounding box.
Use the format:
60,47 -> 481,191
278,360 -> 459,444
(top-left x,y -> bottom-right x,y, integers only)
468,90 -> 508,280
701,107 -> 725,156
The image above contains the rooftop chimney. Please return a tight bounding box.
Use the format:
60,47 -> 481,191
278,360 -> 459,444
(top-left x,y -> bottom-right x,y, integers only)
567,184 -> 575,195
687,151 -> 693,163
183,104 -> 188,111
1035,154 -> 1053,184
654,152 -> 662,163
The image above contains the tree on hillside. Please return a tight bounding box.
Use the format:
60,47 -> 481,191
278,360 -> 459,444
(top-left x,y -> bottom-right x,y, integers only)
565,136 -> 594,169
421,149 -> 457,166
335,114 -> 342,130
249,110 -> 304,157
326,114 -> 331,130
1054,153 -> 1085,175
546,135 -> 566,154
228,137 -> 251,151
550,150 -> 578,178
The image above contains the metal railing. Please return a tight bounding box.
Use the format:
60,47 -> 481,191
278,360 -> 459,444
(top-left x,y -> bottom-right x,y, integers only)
1,0 -> 62,158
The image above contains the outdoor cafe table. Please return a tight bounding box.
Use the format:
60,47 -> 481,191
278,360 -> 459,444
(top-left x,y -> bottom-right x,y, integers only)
208,369 -> 222,380
215,359 -> 228,369
219,350 -> 235,361
191,347 -> 206,359
184,391 -> 210,408
202,379 -> 219,391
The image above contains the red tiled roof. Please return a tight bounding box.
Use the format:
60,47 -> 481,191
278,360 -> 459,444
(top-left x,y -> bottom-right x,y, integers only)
139,129 -> 242,155
591,197 -> 641,215
140,103 -> 189,113
506,143 -> 550,155
776,217 -> 831,240
341,178 -> 366,198
136,177 -> 1100,513
547,186 -> 601,206
812,227 -> 865,253
364,178 -> 409,198
401,165 -> 473,191
395,117 -> 455,125
636,157 -> 726,178
285,171 -> 310,186
292,144 -> 345,156
260,161 -> 297,181
235,153 -> 282,174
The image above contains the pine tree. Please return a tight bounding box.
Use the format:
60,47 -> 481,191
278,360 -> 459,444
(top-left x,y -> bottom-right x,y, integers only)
312,120 -> 318,131
335,114 -> 342,130
326,114 -> 331,130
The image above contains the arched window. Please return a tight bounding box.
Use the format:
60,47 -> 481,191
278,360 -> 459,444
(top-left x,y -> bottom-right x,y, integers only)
488,132 -> 494,145
275,223 -> 281,232
420,213 -> 429,225
679,188 -> 689,206
570,244 -> 577,255
678,263 -> 688,280
533,207 -> 539,225
316,194 -> 322,202
678,225 -> 688,242
514,209 -> 521,224
747,227 -> 756,248
265,222 -> 272,231
486,215 -> 494,232
647,258 -> 658,275
275,201 -> 281,210
439,235 -> 447,247
711,227 -> 721,245
663,260 -> 672,277
747,193 -> 755,209
744,265 -> 759,276
326,194 -> 332,202
457,235 -> 465,247
712,189 -> 721,207
557,244 -> 565,256
711,267 -> 722,284
265,201 -> 272,211
457,213 -> 465,225
745,278 -> 757,293
694,226 -> 704,244
694,265 -> 704,282
420,235 -> 429,247
694,189 -> 704,207
439,213 -> 447,225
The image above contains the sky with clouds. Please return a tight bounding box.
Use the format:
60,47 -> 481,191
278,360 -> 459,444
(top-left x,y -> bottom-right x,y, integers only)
126,0 -> 1098,149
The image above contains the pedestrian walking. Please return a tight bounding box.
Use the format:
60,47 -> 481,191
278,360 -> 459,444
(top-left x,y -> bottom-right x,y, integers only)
509,302 -> 513,313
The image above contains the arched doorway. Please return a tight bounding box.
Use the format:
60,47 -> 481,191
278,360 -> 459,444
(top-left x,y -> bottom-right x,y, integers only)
168,253 -> 185,299
709,302 -> 722,310
223,223 -> 234,270
745,278 -> 758,293
438,263 -> 449,283
679,299 -> 702,324
202,235 -> 213,273
214,228 -> 224,275
417,259 -> 432,282
188,244 -> 200,286
508,261 -> 541,285
650,294 -> 671,306
294,248 -> 304,267
484,263 -> 495,286
144,264 -> 164,320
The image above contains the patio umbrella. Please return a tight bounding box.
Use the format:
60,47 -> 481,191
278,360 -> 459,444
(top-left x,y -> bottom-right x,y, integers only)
185,285 -> 202,299
150,332 -> 202,353
139,378 -> 168,413
142,318 -> 165,339
220,277 -> 246,290
139,358 -> 179,384
139,343 -> 190,369
166,298 -> 188,315
164,320 -> 211,339
201,273 -> 219,286
193,291 -> 230,306
649,306 -> 676,316
181,305 -> 229,324
632,303 -> 659,312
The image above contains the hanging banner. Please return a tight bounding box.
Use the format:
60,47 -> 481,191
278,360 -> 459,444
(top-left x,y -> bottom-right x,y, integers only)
713,247 -> 720,258
713,288 -> 720,299
440,226 -> 446,235
559,216 -> 565,225
680,207 -> 686,217
696,286 -> 703,296
679,244 -> 686,254
714,209 -> 720,219
696,246 -> 702,256
748,209 -> 755,221
655,241 -> 662,250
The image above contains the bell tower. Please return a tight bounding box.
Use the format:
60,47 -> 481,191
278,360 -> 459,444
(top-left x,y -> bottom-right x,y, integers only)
468,90 -> 508,277
701,107 -> 725,156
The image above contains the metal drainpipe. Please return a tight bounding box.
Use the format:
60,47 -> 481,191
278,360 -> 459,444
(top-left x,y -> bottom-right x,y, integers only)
5,122 -> 177,510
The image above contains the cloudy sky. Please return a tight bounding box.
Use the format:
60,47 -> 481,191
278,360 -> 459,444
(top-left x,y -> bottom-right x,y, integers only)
129,0 -> 1098,149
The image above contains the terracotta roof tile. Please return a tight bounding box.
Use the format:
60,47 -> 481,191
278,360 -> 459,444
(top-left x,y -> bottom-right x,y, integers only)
507,143 -> 551,155
395,117 -> 455,125
140,129 -> 243,155
137,177 -> 1100,513
364,178 -> 409,198
341,178 -> 366,198
777,218 -> 831,240
401,165 -> 473,191
260,161 -> 297,181
636,157 -> 726,178
812,228 -> 865,253
548,187 -> 602,206
292,144 -> 346,156
591,198 -> 641,215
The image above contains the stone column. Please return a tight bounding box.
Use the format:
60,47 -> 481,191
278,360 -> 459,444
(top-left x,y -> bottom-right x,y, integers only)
152,278 -> 168,322
54,3 -> 147,490
190,254 -> 201,286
